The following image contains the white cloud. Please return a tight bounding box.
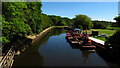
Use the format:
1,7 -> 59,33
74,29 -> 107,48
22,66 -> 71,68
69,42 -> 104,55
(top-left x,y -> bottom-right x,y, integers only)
92,19 -> 116,22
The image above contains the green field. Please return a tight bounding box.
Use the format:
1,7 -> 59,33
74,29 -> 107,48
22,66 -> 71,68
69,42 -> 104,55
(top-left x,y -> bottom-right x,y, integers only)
85,27 -> 120,41
107,27 -> 120,30
89,29 -> 116,36
53,26 -> 68,28
89,29 -> 116,41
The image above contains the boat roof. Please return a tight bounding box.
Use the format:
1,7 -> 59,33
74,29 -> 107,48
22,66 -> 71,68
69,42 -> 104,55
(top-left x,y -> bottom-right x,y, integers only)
74,28 -> 82,31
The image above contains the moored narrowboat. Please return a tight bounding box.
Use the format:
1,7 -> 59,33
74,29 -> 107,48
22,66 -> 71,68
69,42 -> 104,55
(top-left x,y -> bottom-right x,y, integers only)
66,28 -> 96,50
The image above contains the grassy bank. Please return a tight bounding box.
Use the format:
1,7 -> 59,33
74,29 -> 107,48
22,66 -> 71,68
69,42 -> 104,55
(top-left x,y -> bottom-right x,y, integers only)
89,29 -> 116,36
87,28 -> 117,41
53,26 -> 68,28
107,27 -> 120,30
27,26 -> 68,43
87,27 -> 120,41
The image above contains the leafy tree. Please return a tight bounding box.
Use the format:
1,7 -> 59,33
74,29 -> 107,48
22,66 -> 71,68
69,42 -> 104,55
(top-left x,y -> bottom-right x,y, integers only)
73,14 -> 93,29
62,17 -> 73,26
2,2 -> 42,34
2,2 -> 27,22
114,16 -> 120,27
24,2 -> 42,33
55,20 -> 64,26
77,25 -> 83,29
48,15 -> 62,25
2,16 -> 32,44
2,2 -> 73,45
2,2 -> 42,45
2,37 -> 10,45
40,14 -> 54,30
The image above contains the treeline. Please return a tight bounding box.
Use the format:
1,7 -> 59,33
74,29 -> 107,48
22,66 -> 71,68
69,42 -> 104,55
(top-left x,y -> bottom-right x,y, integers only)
2,2 -> 72,45
2,2 -> 115,45
92,20 -> 113,29
73,15 -> 113,29
40,14 -> 73,29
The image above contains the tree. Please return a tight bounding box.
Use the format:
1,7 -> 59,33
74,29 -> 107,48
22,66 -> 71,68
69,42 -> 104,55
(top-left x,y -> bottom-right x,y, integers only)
114,16 -> 120,27
40,14 -> 54,30
2,2 -> 42,45
2,2 -> 73,45
73,14 -> 93,29
2,16 -> 32,44
2,2 -> 42,34
62,17 -> 73,26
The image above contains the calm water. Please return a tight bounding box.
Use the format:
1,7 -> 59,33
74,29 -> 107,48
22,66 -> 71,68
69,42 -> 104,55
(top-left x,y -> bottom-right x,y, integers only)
13,29 -> 118,67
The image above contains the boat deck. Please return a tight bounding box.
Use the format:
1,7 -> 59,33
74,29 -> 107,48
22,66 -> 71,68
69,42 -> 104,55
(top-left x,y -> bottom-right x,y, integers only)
88,37 -> 105,45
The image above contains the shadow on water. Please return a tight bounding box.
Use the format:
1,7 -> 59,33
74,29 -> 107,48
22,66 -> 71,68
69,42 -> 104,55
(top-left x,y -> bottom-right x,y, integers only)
94,31 -> 120,68
12,28 -> 66,67
95,45 -> 120,68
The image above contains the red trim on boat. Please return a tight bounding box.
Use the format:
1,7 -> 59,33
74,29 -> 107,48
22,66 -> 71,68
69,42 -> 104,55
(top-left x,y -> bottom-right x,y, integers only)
82,46 -> 96,47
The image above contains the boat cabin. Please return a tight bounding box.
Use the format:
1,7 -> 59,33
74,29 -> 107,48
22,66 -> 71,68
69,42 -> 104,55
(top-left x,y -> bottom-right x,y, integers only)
73,28 -> 82,34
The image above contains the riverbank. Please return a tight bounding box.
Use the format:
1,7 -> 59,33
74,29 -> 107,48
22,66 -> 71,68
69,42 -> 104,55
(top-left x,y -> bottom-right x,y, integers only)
27,26 -> 68,43
0,26 -> 67,68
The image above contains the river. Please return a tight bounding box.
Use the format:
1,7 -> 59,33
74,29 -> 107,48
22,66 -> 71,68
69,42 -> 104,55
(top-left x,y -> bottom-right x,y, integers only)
12,29 -> 119,67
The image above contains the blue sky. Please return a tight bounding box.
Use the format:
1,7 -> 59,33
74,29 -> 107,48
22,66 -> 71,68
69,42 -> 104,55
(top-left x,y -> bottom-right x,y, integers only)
42,2 -> 118,22
42,0 -> 119,2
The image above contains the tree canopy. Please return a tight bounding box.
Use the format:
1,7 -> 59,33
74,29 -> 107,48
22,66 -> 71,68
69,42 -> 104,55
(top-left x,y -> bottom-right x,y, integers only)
2,2 -> 73,45
73,14 -> 93,29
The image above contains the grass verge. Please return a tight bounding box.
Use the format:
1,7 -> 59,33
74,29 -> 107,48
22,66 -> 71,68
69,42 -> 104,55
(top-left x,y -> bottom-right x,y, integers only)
86,29 -> 117,41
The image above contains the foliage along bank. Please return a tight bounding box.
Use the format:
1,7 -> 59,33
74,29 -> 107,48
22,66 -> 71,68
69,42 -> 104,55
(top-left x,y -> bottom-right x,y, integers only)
2,2 -> 115,46
2,2 -> 73,46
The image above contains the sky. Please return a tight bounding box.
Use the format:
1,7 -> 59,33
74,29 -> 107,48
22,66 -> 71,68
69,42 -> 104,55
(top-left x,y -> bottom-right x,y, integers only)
41,0 -> 119,2
42,2 -> 118,22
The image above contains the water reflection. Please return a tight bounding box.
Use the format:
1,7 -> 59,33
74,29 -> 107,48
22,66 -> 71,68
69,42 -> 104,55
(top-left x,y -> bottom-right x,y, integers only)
13,29 -> 66,67
13,47 -> 43,66
67,42 -> 96,64
81,50 -> 95,64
